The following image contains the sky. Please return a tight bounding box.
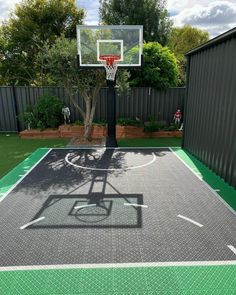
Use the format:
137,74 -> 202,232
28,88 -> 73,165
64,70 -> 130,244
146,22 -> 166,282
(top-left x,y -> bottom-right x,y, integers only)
1,0 -> 236,38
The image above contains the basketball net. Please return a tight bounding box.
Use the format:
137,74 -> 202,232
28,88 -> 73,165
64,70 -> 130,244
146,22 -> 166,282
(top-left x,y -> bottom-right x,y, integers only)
99,55 -> 120,81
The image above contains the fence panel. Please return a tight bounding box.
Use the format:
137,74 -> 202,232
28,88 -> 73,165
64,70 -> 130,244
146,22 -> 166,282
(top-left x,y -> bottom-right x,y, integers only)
0,86 -> 185,131
0,87 -> 18,132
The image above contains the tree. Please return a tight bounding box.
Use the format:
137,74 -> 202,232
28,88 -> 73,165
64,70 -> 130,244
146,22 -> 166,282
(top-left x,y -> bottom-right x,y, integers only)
168,25 -> 209,85
38,36 -> 130,139
37,36 -> 106,140
130,42 -> 179,89
0,0 -> 85,85
99,0 -> 172,45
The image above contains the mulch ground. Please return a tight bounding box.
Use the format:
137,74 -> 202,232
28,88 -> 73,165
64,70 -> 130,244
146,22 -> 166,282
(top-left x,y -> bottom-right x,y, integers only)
67,137 -> 106,147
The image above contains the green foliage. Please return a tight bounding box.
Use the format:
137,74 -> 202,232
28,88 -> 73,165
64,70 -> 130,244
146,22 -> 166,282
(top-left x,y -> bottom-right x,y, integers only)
99,0 -> 172,45
92,119 -> 107,126
0,0 -> 85,85
20,105 -> 38,129
37,36 -> 105,90
168,25 -> 209,57
168,25 -> 209,85
116,70 -> 131,94
117,118 -> 142,127
21,94 -> 63,129
36,94 -> 63,128
74,120 -> 84,126
143,118 -> 179,132
37,36 -> 107,139
168,123 -> 179,131
130,42 -> 179,88
143,122 -> 160,132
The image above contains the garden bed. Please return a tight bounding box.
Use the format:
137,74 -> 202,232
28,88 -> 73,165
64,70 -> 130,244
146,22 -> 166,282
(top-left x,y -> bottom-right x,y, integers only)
116,126 -> 182,138
20,129 -> 60,139
19,125 -> 182,139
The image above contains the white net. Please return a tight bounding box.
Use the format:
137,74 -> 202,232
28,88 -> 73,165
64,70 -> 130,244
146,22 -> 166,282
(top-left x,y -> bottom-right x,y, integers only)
101,60 -> 118,81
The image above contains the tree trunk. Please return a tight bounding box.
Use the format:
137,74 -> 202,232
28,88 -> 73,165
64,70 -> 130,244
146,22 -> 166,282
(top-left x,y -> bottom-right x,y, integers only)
84,121 -> 93,141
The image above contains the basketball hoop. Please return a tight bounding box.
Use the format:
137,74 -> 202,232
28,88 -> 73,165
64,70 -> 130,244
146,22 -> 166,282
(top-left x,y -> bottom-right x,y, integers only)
99,54 -> 120,81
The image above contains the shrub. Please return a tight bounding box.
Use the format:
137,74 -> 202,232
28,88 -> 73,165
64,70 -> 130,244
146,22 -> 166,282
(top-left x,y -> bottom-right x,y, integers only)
143,121 -> 160,132
36,95 -> 63,129
74,120 -> 84,126
143,119 -> 179,132
92,119 -> 107,126
167,123 -> 179,131
117,118 -> 142,127
21,94 -> 63,130
129,42 -> 179,89
20,105 -> 38,129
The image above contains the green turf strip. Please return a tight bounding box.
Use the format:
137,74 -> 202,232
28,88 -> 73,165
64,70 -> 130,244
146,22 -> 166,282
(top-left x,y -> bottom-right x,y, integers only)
0,133 -> 69,179
172,148 -> 236,211
0,265 -> 236,295
0,148 -> 50,200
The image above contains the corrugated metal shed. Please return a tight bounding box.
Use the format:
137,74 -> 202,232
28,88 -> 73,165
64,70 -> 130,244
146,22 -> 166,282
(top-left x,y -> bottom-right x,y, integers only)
183,27 -> 236,188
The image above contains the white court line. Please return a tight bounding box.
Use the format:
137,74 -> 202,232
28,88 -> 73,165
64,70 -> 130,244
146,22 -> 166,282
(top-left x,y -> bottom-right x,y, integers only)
169,148 -> 236,216
20,217 -> 45,230
1,260 -> 236,272
65,152 -> 156,171
74,204 -> 96,210
177,214 -> 203,227
227,245 -> 236,256
0,149 -> 52,204
124,203 -> 148,208
214,189 -> 221,192
169,148 -> 203,181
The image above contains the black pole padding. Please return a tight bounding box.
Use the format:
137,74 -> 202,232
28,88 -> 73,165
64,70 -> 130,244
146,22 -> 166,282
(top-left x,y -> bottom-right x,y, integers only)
106,79 -> 118,147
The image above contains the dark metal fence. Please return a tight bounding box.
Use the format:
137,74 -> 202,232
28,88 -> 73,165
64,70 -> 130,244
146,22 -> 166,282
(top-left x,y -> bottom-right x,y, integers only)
184,30 -> 236,188
0,86 -> 185,132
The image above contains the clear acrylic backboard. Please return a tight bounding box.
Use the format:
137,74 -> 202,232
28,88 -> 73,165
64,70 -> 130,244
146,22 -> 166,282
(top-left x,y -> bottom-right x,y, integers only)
76,25 -> 143,68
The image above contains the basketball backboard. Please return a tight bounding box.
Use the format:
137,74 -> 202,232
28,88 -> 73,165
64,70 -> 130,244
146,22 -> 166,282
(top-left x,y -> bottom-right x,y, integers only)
76,25 -> 143,68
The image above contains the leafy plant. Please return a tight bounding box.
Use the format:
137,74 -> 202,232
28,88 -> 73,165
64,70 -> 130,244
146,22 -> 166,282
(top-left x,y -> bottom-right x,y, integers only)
19,105 -> 38,129
167,123 -> 179,131
143,121 -> 160,132
21,94 -> 63,130
36,94 -> 63,129
117,117 -> 142,127
129,42 -> 179,89
92,119 -> 107,126
74,120 -> 84,126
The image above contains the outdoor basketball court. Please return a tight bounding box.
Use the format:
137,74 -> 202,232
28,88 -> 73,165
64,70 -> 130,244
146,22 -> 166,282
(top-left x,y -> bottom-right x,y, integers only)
0,147 -> 236,268
1,26 -> 236,292
0,147 -> 236,294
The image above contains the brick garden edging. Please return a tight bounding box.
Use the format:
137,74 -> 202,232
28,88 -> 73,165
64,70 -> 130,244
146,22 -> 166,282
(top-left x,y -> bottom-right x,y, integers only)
19,125 -> 182,139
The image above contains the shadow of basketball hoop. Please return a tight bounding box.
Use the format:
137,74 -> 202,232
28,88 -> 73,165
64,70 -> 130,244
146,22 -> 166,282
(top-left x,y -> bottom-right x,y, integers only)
28,193 -> 143,229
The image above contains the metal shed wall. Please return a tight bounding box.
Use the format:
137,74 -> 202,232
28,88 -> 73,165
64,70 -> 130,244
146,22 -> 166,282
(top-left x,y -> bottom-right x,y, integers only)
183,35 -> 236,188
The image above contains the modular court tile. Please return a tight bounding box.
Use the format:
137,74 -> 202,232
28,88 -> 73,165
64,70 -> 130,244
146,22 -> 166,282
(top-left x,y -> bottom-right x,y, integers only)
0,148 -> 235,267
0,148 -> 236,295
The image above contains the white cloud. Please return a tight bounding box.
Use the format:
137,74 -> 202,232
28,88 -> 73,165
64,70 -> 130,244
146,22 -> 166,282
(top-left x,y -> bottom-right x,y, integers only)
168,0 -> 236,37
1,0 -> 236,38
0,0 -> 100,25
0,0 -> 21,22
77,0 -> 99,25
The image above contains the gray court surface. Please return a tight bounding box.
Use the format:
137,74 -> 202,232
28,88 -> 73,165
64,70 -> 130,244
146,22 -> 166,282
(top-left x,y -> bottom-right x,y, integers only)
0,148 -> 236,267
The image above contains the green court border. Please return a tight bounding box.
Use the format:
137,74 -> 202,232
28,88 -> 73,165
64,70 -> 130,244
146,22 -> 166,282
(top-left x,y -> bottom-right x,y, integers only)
0,148 -> 50,200
172,148 -> 236,211
0,147 -> 236,294
1,264 -> 236,294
